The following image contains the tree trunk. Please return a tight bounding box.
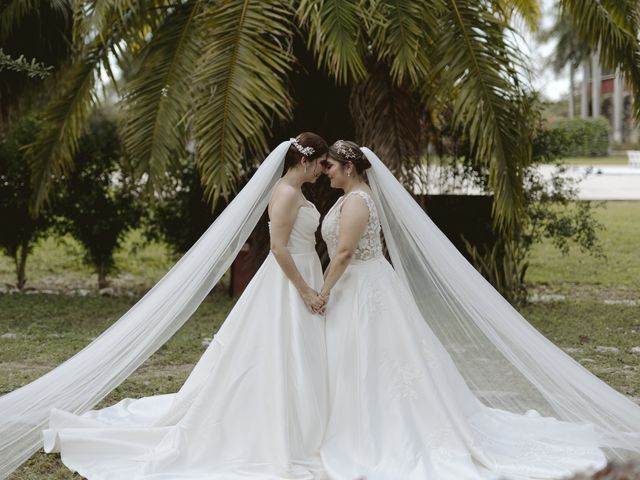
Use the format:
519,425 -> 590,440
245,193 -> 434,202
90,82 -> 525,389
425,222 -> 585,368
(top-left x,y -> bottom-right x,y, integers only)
591,48 -> 601,118
568,65 -> 576,119
97,263 -> 109,289
14,241 -> 29,290
613,67 -> 624,144
581,61 -> 589,118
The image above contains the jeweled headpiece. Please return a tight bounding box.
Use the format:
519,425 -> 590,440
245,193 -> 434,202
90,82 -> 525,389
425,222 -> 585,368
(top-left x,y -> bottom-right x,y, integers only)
334,140 -> 359,160
290,138 -> 315,157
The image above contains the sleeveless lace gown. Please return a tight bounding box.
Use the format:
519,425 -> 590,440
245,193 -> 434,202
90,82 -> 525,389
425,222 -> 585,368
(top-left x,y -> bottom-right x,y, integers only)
43,203 -> 329,480
320,190 -> 607,480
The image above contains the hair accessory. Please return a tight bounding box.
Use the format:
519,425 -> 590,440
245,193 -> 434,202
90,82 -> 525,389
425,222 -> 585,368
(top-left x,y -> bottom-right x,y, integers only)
290,138 -> 315,157
334,140 -> 359,160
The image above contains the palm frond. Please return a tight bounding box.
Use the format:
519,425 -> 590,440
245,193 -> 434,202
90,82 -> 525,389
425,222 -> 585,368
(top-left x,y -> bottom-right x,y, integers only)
349,63 -> 422,179
121,0 -> 203,188
297,0 -> 367,84
366,0 -> 436,85
191,0 -> 295,204
25,7 -> 125,213
494,0 -> 541,31
0,0 -> 72,41
434,0 -> 531,231
560,0 -> 640,119
26,50 -> 100,213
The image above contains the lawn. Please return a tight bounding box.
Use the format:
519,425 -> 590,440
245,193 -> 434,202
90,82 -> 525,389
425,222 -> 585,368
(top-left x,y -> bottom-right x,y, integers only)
1,293 -> 235,480
0,229 -> 176,293
527,201 -> 640,300
1,201 -> 640,478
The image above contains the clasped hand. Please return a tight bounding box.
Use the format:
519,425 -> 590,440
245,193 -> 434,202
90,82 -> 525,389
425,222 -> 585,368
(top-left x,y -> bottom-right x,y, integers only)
301,289 -> 330,316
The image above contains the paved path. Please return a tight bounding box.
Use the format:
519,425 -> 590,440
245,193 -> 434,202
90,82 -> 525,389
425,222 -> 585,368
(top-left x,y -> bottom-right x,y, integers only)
539,165 -> 640,200
412,164 -> 640,200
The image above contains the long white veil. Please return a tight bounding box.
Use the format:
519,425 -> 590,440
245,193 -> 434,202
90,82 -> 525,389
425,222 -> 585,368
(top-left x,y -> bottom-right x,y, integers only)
363,147 -> 640,459
0,141 -> 289,477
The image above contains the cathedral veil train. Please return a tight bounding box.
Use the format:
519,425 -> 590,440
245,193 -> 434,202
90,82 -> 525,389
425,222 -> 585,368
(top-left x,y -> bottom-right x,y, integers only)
1,138 -> 640,479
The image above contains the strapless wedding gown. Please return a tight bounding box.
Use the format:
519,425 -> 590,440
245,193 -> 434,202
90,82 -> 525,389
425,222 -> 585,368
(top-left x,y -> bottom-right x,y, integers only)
319,190 -> 607,480
43,203 -> 329,479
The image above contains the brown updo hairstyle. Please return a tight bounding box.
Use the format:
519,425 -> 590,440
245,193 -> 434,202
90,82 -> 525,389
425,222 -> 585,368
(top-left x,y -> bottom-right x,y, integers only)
284,132 -> 329,171
327,140 -> 371,175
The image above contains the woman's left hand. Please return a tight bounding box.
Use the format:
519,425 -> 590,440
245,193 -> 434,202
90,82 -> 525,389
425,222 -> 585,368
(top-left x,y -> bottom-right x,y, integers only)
318,291 -> 330,316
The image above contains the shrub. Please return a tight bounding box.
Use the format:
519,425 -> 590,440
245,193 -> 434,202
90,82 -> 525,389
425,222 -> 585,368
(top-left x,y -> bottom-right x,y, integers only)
55,110 -> 140,289
549,117 -> 610,157
0,115 -> 53,289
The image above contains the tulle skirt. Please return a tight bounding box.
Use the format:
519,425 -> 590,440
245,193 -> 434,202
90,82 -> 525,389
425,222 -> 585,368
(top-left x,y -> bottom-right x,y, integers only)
321,257 -> 607,480
43,252 -> 328,480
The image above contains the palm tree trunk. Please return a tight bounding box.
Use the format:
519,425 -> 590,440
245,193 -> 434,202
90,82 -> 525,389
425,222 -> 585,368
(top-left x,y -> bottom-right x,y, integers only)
591,48 -> 601,118
14,241 -> 29,290
581,61 -> 589,118
568,65 -> 576,118
613,68 -> 624,144
98,263 -> 109,289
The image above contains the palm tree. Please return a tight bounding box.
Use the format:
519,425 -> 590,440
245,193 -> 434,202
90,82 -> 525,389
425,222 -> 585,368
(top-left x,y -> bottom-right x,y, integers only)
3,0 -> 640,234
0,0 -> 73,127
540,8 -> 590,118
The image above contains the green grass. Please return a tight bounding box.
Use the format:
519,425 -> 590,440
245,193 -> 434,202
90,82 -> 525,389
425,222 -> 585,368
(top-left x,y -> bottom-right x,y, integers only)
2,201 -> 640,478
2,294 -> 639,479
0,229 -> 175,292
527,201 -> 640,300
1,293 -> 235,480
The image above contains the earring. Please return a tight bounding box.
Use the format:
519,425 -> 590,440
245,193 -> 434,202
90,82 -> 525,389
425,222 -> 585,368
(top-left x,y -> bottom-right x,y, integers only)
347,171 -> 351,177
304,164 -> 308,173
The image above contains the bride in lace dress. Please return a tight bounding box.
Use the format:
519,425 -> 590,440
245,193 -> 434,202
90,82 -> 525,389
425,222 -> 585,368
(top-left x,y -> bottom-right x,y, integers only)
40,133 -> 330,479
318,140 -> 608,480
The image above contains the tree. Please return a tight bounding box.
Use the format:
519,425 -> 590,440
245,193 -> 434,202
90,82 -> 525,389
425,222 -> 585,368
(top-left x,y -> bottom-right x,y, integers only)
55,110 -> 140,289
142,156 -> 218,256
0,0 -> 533,231
463,95 -> 604,304
3,1 -> 639,236
0,116 -> 53,289
0,0 -> 73,128
539,8 -> 590,118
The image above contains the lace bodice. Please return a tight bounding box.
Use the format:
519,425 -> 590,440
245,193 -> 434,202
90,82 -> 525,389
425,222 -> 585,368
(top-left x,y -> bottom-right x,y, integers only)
321,190 -> 383,262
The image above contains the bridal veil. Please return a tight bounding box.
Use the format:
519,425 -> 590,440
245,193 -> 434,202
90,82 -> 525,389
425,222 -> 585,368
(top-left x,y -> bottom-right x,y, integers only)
0,141 -> 289,477
363,147 -> 640,460
1,141 -> 639,478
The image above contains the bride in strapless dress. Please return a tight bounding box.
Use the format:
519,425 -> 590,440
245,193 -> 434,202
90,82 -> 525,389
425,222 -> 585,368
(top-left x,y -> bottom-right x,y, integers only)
41,133 -> 331,480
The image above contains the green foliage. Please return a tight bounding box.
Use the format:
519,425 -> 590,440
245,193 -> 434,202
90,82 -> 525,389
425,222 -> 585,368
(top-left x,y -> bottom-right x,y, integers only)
54,110 -> 140,288
2,0 -> 538,237
2,0 -> 639,281
0,0 -> 73,127
462,98 -> 605,304
142,157 -> 218,256
464,237 -> 529,304
0,115 -> 53,289
0,49 -> 53,79
560,0 -> 640,118
549,117 -> 610,157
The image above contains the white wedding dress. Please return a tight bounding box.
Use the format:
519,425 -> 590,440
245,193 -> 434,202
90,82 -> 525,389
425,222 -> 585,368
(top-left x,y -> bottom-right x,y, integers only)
4,142 -> 640,478
319,190 -> 607,480
43,202 -> 329,480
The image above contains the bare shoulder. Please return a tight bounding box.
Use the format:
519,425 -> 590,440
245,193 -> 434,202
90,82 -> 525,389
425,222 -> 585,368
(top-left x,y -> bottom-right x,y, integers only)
271,182 -> 299,204
340,193 -> 370,223
270,183 -> 301,210
269,182 -> 301,220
